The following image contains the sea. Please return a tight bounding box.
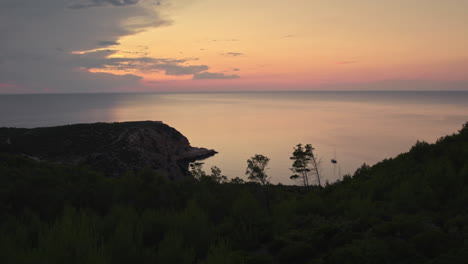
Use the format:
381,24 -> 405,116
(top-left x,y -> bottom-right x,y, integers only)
1,91 -> 468,184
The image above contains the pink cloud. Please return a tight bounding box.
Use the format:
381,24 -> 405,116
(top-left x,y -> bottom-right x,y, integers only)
0,83 -> 16,88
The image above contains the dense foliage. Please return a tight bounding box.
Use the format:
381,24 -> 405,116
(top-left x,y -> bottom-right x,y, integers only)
1,123 -> 467,263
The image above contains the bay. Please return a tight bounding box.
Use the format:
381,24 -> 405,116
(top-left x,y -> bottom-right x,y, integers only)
1,91 -> 467,184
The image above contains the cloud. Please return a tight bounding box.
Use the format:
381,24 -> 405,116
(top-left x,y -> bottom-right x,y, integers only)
0,0 -> 241,93
222,52 -> 244,57
0,83 -> 15,88
193,72 -> 240,80
281,35 -> 295,38
68,0 -> 140,9
163,64 -> 208,75
121,50 -> 148,56
0,0 -> 176,93
232,68 -> 240,71
212,39 -> 239,42
72,50 -> 207,76
337,61 -> 358,65
97,40 -> 120,46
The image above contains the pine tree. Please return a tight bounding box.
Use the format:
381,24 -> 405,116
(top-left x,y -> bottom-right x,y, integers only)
290,144 -> 321,187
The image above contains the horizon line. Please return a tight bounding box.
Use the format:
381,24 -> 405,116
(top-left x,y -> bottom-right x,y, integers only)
2,90 -> 468,95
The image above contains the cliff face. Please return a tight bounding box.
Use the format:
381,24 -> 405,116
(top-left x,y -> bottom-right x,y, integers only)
0,121 -> 217,179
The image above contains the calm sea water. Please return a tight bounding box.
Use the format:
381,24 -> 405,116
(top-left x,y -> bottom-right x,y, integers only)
1,91 -> 468,184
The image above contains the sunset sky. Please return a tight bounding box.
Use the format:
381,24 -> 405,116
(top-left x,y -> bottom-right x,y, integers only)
1,0 -> 468,93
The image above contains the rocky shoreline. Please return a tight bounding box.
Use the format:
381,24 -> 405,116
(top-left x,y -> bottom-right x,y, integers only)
0,121 -> 217,179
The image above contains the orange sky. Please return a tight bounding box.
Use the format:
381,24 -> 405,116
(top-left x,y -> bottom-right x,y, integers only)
1,0 -> 468,93
87,0 -> 468,91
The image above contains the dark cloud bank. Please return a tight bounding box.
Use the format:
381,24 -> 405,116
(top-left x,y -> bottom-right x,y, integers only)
68,0 -> 140,9
97,41 -> 120,46
0,0 -> 238,93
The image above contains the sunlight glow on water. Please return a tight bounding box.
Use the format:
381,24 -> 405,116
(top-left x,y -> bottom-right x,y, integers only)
1,91 -> 468,184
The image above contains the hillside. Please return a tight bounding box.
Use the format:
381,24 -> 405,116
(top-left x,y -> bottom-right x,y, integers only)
0,123 -> 467,263
0,121 -> 217,179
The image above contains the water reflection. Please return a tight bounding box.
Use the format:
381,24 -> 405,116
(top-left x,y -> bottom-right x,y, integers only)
1,91 -> 467,184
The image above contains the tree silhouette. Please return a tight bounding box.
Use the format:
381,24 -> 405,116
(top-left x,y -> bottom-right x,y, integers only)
190,162 -> 207,180
246,154 -> 270,185
290,144 -> 322,187
190,163 -> 227,183
209,166 -> 228,183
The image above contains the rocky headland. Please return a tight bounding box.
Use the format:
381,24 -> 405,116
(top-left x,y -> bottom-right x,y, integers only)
0,121 -> 217,179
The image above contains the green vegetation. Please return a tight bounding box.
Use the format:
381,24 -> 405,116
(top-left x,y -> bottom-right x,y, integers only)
1,123 -> 468,263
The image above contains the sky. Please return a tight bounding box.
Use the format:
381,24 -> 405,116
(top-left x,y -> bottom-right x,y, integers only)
1,0 -> 468,93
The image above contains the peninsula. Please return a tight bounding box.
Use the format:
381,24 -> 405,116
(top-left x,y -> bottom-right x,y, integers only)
0,121 -> 217,179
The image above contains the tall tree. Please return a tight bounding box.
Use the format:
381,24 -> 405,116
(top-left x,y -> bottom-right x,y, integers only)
246,154 -> 270,185
290,144 -> 321,187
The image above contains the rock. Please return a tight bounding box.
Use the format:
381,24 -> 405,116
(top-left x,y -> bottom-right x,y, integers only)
0,121 -> 217,179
